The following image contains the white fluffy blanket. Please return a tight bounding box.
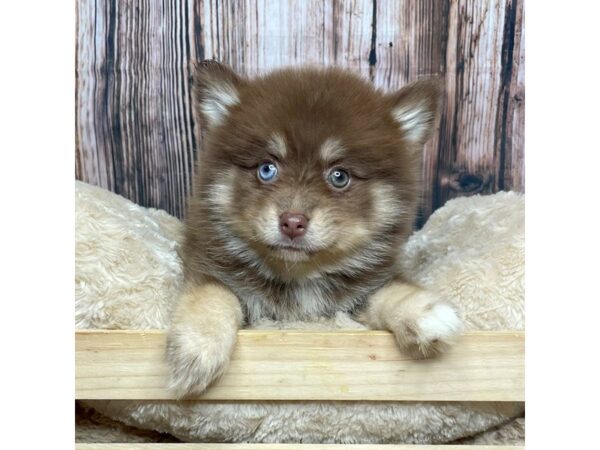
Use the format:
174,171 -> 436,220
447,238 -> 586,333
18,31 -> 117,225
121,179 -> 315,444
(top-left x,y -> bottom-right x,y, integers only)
75,181 -> 524,444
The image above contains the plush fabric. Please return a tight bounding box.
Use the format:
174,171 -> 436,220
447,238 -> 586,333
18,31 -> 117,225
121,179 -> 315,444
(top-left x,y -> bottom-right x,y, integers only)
75,181 -> 524,444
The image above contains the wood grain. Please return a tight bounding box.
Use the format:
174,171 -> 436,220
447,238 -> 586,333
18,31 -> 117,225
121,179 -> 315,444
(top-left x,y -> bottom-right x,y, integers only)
76,0 -> 524,223
76,0 -> 197,217
76,444 -> 524,450
76,330 -> 524,401
431,0 -> 524,224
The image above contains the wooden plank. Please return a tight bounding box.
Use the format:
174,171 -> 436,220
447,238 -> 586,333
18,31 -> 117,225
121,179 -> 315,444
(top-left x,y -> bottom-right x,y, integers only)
76,330 -> 524,401
499,0 -> 525,193
327,0 -> 373,79
76,444 -> 524,450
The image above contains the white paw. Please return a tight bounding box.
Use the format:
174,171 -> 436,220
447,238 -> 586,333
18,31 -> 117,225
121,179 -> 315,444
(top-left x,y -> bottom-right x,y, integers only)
165,327 -> 236,398
417,302 -> 463,344
391,293 -> 463,358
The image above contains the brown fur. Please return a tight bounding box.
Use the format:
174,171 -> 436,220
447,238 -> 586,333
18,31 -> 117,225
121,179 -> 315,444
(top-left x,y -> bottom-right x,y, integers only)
166,61 -> 461,397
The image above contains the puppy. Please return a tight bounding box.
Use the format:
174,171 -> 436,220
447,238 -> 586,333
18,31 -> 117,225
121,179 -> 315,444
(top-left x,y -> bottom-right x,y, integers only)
166,61 -> 462,397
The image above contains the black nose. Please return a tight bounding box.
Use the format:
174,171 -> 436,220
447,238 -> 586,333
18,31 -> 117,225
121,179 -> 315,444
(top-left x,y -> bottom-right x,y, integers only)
279,212 -> 308,240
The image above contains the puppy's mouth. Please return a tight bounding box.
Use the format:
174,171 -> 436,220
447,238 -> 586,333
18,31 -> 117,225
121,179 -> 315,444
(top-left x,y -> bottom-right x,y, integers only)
264,237 -> 325,261
267,243 -> 314,254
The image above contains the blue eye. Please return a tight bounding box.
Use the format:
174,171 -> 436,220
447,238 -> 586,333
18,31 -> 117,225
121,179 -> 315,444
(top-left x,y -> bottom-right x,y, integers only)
257,161 -> 278,182
328,168 -> 350,189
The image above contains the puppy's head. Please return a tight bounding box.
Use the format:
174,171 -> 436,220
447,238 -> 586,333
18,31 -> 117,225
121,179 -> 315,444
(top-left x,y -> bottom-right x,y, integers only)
191,61 -> 441,278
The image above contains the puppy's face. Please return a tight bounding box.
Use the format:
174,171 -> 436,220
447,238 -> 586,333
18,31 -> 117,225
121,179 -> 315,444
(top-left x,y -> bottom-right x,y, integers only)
192,62 -> 440,277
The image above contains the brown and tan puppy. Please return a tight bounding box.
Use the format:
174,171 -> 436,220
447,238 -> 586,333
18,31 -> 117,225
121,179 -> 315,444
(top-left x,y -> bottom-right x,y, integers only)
166,61 -> 462,397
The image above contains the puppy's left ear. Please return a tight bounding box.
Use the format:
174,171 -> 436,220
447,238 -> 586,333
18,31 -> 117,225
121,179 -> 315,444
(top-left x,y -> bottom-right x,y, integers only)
191,60 -> 246,129
388,78 -> 443,146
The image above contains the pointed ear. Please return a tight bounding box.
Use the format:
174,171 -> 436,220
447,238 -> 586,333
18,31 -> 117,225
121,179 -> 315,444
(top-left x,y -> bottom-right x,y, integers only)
191,60 -> 245,129
388,78 -> 443,146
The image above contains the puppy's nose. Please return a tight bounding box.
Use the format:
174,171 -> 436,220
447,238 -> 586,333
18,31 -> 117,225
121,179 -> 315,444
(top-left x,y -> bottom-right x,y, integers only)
279,212 -> 308,240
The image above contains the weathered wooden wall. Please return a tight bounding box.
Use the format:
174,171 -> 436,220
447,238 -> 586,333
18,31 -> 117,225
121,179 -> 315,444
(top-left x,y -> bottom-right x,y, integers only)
76,0 -> 524,224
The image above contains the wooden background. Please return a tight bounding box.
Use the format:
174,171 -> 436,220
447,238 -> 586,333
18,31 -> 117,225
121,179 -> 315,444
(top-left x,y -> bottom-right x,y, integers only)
76,0 -> 524,225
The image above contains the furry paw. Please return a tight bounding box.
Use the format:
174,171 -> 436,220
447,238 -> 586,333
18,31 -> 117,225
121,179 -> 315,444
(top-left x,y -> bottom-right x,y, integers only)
165,327 -> 237,398
389,292 -> 463,359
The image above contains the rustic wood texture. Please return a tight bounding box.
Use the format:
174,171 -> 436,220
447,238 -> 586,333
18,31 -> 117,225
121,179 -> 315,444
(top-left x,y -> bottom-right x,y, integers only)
76,0 -> 197,217
76,444 -> 524,450
433,0 -> 525,224
76,0 -> 524,223
76,330 -> 524,401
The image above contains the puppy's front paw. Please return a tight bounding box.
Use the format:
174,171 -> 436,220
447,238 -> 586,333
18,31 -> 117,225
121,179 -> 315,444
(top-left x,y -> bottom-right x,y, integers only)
165,327 -> 236,398
389,292 -> 463,359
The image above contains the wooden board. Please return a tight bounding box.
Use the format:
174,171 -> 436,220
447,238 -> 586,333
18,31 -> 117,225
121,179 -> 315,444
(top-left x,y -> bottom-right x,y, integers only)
76,0 -> 524,225
76,330 -> 524,401
76,444 -> 524,450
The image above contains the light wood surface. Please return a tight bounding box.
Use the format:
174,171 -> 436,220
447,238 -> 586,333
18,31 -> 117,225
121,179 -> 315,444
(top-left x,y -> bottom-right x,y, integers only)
76,444 -> 524,450
76,0 -> 524,225
76,330 -> 524,401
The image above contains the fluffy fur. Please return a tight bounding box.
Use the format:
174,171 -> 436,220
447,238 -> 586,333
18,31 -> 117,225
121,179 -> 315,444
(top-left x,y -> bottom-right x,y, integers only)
168,62 -> 461,396
75,181 -> 524,444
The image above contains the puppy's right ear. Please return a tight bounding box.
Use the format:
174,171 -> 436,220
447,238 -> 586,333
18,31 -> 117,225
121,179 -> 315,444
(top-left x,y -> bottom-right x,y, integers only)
388,77 -> 443,147
191,60 -> 245,129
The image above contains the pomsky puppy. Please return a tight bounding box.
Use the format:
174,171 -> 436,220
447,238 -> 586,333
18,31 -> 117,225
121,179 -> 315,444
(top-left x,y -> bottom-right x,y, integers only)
166,60 -> 462,397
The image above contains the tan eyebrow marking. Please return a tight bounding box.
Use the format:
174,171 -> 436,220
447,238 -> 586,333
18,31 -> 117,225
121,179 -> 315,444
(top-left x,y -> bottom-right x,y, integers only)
319,137 -> 346,162
267,132 -> 287,159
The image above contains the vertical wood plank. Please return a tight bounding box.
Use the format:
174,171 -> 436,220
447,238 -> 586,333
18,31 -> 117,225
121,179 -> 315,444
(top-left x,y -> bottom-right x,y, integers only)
76,0 -> 115,191
327,0 -> 373,78
373,0 -> 448,87
499,0 -> 524,192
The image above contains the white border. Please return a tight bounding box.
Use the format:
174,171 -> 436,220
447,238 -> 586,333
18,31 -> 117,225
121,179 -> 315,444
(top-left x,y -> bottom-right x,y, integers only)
527,1 -> 600,449
0,1 -> 74,447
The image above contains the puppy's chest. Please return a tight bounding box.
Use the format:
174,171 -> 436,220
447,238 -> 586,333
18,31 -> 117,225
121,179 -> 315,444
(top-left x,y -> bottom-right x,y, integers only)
234,277 -> 371,323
